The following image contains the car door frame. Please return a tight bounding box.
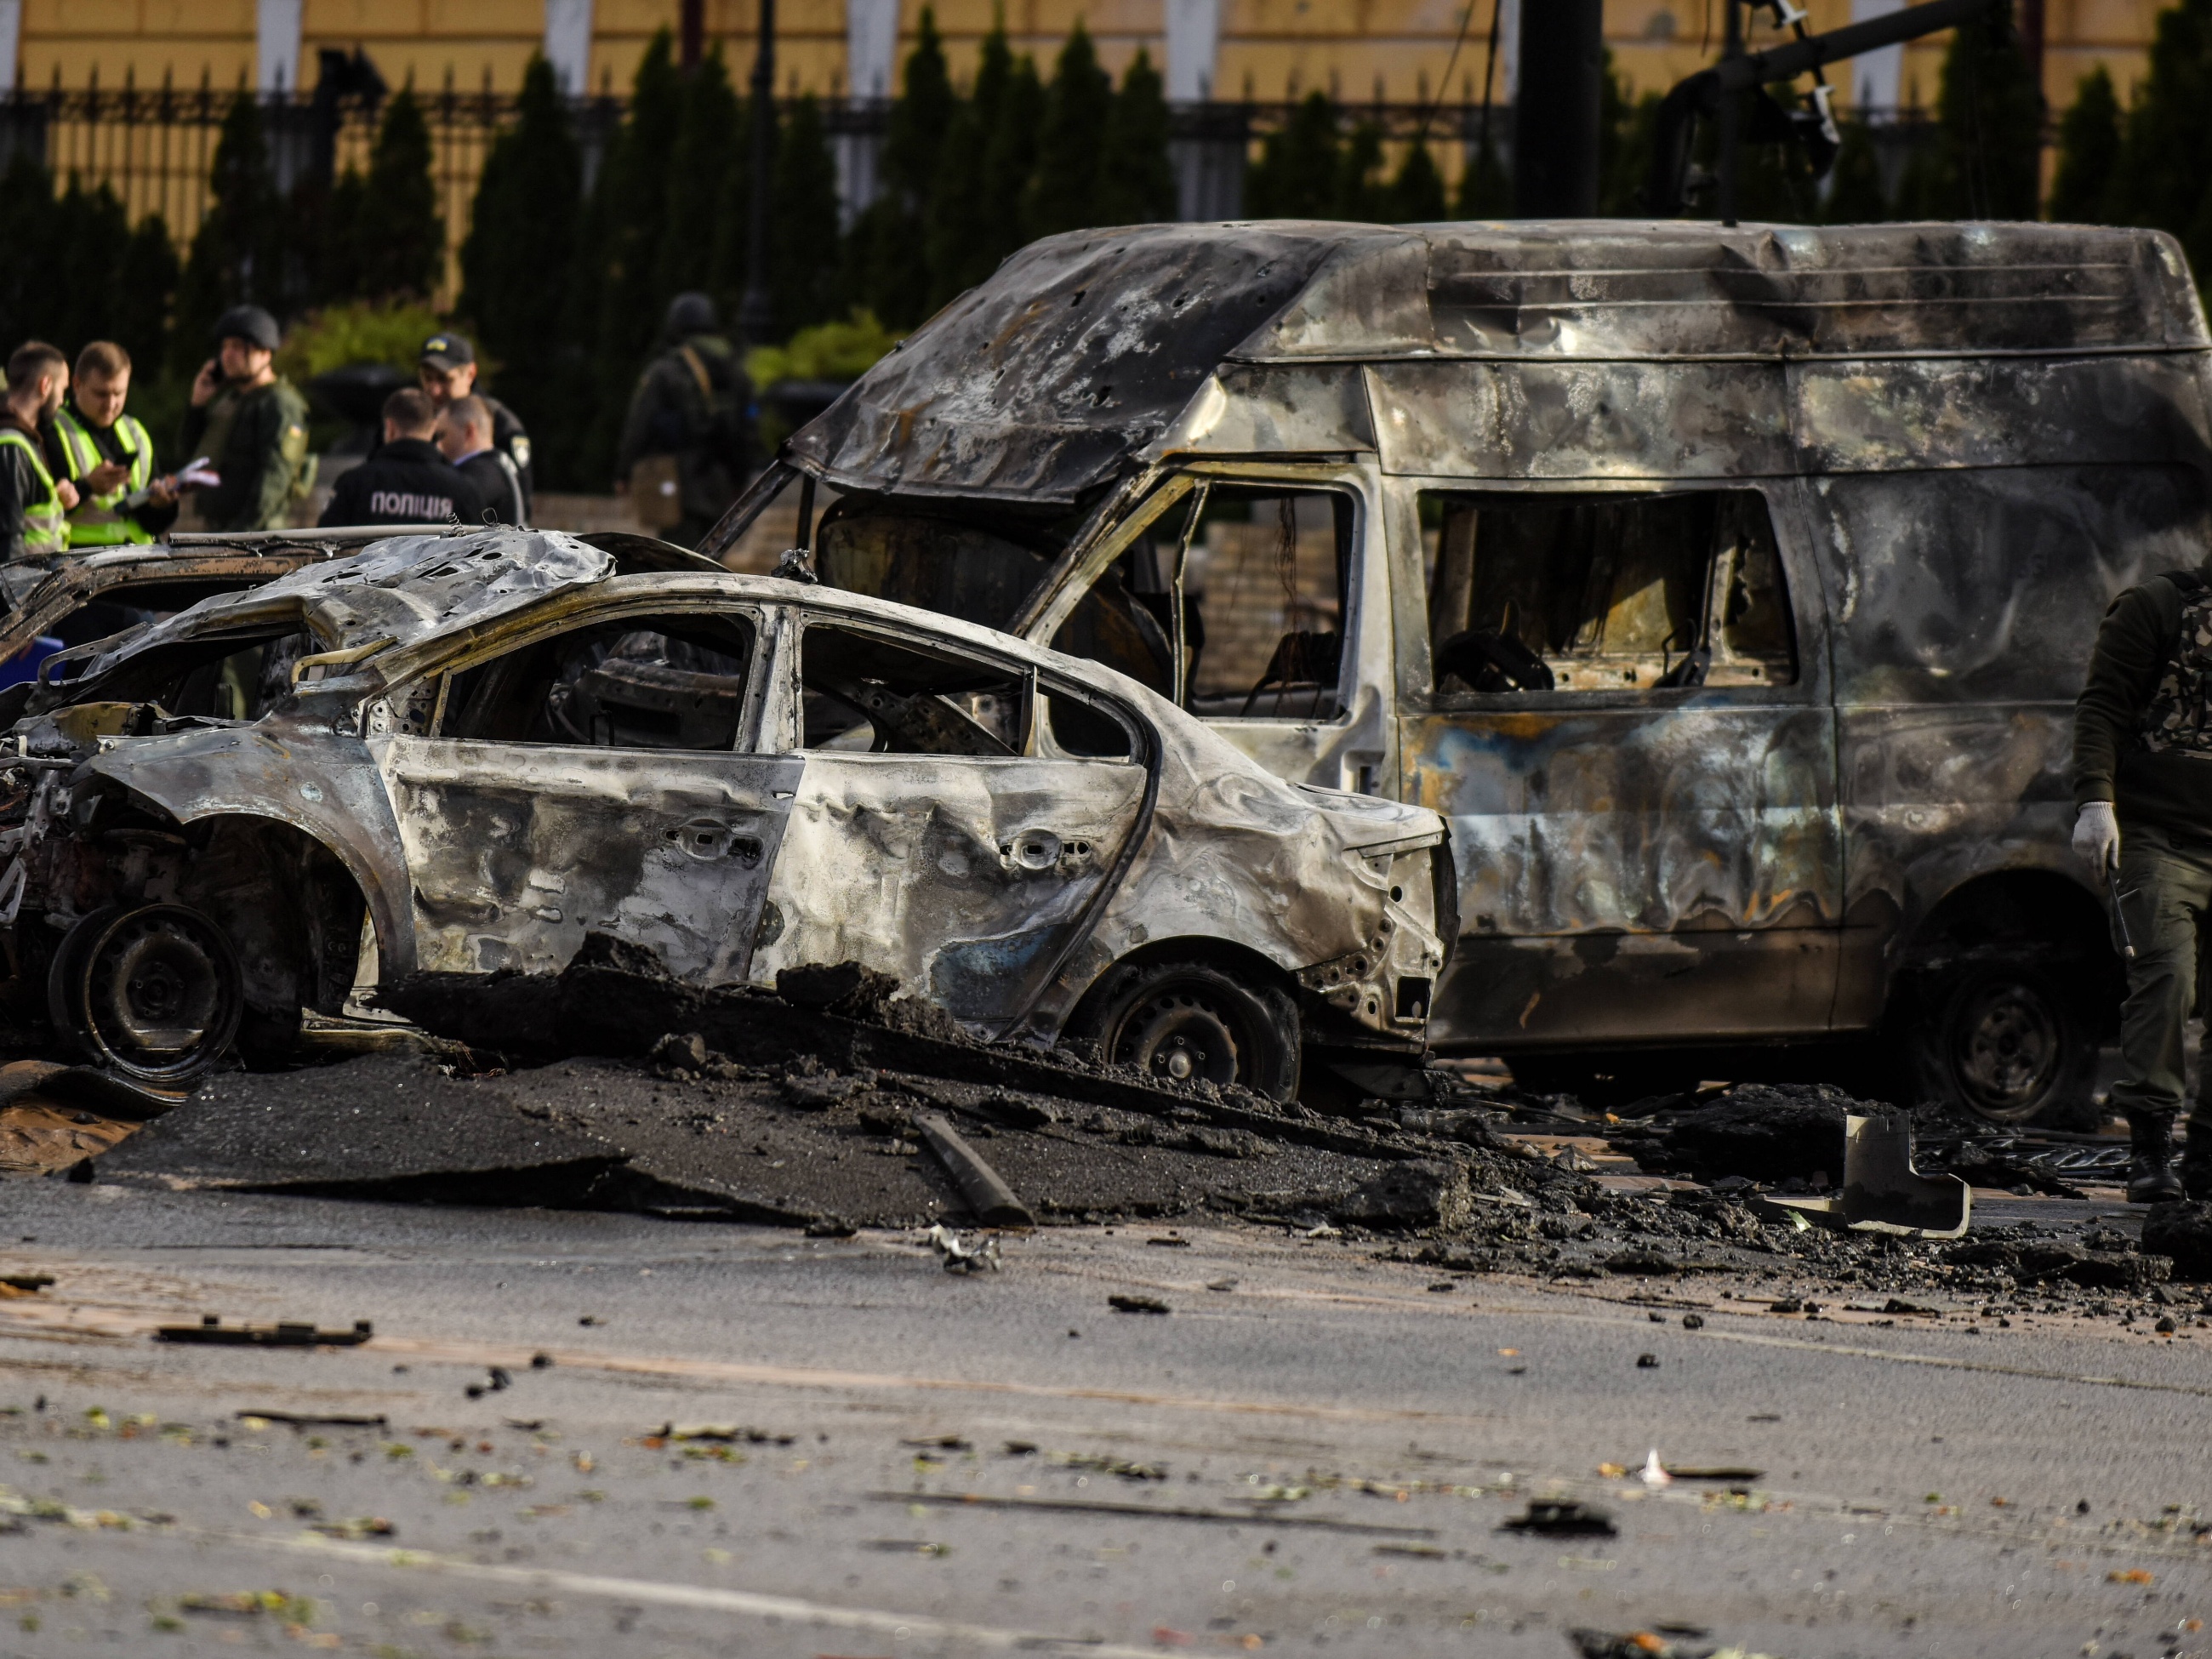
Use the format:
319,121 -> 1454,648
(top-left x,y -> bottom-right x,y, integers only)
1013,457 -> 1398,798
754,598 -> 1162,1040
363,579 -> 801,985
1382,470 -> 1845,1052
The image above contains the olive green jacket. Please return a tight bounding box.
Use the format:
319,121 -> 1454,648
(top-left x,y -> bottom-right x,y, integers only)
180,377 -> 311,533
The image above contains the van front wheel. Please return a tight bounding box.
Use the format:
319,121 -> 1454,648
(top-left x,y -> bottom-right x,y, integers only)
1903,965 -> 2098,1129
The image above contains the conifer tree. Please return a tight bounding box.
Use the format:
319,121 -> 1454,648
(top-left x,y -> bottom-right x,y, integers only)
1897,2 -> 2043,219
2050,66 -> 2120,223
1456,134 -> 1512,217
1385,142 -> 1448,222
772,96 -> 842,334
1025,22 -> 1114,237
1247,92 -> 1342,218
2109,0 -> 2212,247
1820,120 -> 1891,221
351,88 -> 445,299
847,13 -> 956,330
0,156 -> 59,351
54,181 -> 132,353
1336,122 -> 1387,219
173,93 -> 280,378
1097,48 -> 1177,225
459,54 -> 582,468
923,25 -> 1012,311
115,213 -> 180,376
979,54 -> 1044,259
655,50 -> 740,298
584,30 -> 684,484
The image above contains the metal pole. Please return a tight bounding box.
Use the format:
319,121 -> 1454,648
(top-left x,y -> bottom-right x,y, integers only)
1512,0 -> 1602,217
738,0 -> 777,351
1718,0 -> 1742,226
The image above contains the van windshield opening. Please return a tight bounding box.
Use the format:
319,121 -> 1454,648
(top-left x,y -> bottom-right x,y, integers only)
1421,487 -> 1796,694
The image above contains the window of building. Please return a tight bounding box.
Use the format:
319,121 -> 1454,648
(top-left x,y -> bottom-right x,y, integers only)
1421,488 -> 1796,693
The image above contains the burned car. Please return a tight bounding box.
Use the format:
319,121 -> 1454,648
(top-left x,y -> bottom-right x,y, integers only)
0,527 -> 1448,1096
715,219 -> 2212,1125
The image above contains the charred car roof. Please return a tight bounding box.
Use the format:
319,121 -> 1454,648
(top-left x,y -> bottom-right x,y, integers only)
786,219 -> 2209,506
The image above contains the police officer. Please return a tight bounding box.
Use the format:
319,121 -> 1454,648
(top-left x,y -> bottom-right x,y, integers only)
435,396 -> 525,525
0,342 -> 77,562
177,305 -> 312,533
616,292 -> 750,549
52,341 -> 176,546
416,332 -> 532,521
320,387 -> 486,528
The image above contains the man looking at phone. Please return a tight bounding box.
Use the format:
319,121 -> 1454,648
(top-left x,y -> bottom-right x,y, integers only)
176,305 -> 311,533
52,341 -> 175,546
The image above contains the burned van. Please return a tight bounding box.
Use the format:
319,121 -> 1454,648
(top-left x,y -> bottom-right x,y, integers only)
712,220 -> 2212,1125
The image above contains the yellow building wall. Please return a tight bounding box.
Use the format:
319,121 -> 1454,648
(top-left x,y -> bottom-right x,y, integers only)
20,0 -> 2172,107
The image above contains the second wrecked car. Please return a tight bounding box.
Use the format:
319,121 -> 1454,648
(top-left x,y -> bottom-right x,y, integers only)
0,527 -> 1449,1097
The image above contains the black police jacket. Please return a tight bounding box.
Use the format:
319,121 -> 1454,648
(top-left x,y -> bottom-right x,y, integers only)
319,438 -> 487,528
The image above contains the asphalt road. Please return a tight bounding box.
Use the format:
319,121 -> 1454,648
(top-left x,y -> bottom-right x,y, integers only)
0,1180 -> 2202,1659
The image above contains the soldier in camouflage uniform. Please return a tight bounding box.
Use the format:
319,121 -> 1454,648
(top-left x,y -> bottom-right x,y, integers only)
176,305 -> 311,533
2074,568 -> 2212,1201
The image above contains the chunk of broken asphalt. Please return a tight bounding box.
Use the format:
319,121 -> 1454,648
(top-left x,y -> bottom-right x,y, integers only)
1109,1295 -> 1170,1314
1334,1160 -> 1472,1231
2143,1201 -> 2212,1281
1501,1498 -> 1616,1537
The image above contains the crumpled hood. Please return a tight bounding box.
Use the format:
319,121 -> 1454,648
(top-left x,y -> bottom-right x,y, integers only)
71,528 -> 613,678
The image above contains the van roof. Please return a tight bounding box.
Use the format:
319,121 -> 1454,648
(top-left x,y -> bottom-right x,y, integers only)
790,219 -> 2208,505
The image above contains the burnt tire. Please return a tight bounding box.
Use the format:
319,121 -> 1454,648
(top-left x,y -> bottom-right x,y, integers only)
1901,964 -> 2099,1129
49,903 -> 244,1086
1066,958 -> 1300,1101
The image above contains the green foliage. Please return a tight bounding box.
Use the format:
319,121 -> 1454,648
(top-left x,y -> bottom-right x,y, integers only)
2050,66 -> 2121,223
745,309 -> 904,385
349,89 -> 446,299
1895,2 -> 2043,219
656,51 -> 741,298
1247,92 -> 1345,218
1337,122 -> 1387,219
1821,121 -> 1892,222
172,93 -> 279,378
272,297 -> 444,380
1457,129 -> 1512,217
1097,48 -> 1177,225
772,96 -> 842,334
459,55 -> 583,478
1385,142 -> 1448,223
885,8 -> 955,204
1027,21 -> 1115,237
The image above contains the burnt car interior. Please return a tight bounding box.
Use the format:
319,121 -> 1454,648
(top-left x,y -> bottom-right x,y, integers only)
801,624 -> 1029,756
1423,487 -> 1798,695
436,611 -> 756,751
1078,484 -> 1354,721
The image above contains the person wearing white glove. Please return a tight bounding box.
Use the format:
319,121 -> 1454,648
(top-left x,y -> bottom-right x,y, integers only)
2074,567 -> 2212,1202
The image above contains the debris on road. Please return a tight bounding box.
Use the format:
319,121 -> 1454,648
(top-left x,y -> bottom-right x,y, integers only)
1754,1113 -> 1970,1238
156,1316 -> 373,1348
1108,1294 -> 1171,1314
928,1224 -> 1002,1274
914,1110 -> 1035,1229
1501,1497 -> 1617,1537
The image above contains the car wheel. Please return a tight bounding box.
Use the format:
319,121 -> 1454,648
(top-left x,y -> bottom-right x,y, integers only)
1068,959 -> 1300,1100
1903,965 -> 2098,1129
50,903 -> 244,1086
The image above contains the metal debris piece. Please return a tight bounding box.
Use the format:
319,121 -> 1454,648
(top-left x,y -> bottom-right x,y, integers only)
236,1410 -> 388,1428
155,1316 -> 373,1348
1500,1497 -> 1617,1537
1108,1294 -> 1171,1314
926,1223 -> 1001,1274
1755,1113 -> 1970,1239
913,1111 -> 1035,1229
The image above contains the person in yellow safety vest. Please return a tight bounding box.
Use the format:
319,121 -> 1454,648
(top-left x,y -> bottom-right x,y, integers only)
50,340 -> 178,547
0,342 -> 79,563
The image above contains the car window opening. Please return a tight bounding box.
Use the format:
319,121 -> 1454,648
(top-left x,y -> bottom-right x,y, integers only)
1422,487 -> 1797,694
800,624 -> 1028,757
1063,484 -> 1354,720
436,611 -> 755,752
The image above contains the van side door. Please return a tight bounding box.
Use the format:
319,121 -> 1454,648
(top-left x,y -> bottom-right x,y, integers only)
1392,477 -> 1844,1051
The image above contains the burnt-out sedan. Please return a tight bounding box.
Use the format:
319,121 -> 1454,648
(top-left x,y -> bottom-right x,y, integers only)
0,527 -> 1450,1095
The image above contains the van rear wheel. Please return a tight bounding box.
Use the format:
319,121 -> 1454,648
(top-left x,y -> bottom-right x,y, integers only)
1903,964 -> 2099,1129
